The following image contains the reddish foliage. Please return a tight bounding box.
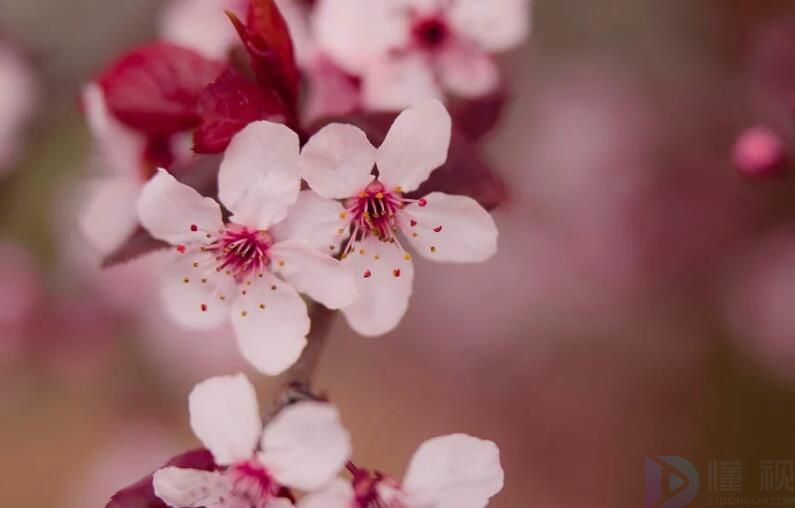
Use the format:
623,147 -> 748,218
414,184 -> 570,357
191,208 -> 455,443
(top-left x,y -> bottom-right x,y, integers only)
226,0 -> 300,117
99,43 -> 226,137
194,69 -> 290,154
106,448 -> 216,508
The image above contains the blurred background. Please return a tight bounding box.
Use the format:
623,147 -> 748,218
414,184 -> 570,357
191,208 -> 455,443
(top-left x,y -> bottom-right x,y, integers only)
4,0 -> 795,506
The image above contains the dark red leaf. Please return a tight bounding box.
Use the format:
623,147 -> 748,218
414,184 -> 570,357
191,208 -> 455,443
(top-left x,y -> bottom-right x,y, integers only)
447,88 -> 507,141
106,448 -> 216,508
101,156 -> 223,268
309,113 -> 507,210
194,69 -> 289,154
226,0 -> 300,117
99,42 -> 227,137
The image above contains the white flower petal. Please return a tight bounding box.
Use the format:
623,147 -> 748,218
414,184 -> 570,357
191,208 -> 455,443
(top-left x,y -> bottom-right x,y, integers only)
83,83 -> 143,176
138,169 -> 225,245
448,0 -> 531,52
361,55 -> 442,113
271,190 -> 348,254
270,240 -> 358,309
160,0 -> 244,60
160,251 -> 232,330
230,274 -> 310,375
268,498 -> 296,508
297,478 -> 355,508
402,192 -> 497,263
218,121 -> 301,230
188,373 -> 263,466
340,237 -> 414,337
299,123 -> 376,199
79,176 -> 141,255
376,100 -> 451,192
153,467 -> 231,508
312,0 -> 409,75
260,402 -> 351,492
438,46 -> 499,99
402,434 -> 504,508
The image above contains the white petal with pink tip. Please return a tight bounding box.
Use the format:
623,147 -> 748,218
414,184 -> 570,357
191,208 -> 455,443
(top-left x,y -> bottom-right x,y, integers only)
79,176 -> 141,255
160,252 -> 231,329
188,374 -> 262,466
271,191 -> 348,254
297,478 -> 354,508
230,274 -> 310,376
299,123 -> 377,199
138,169 -> 224,245
376,100 -> 451,193
260,402 -> 351,492
402,434 -> 504,508
270,240 -> 358,309
402,192 -> 498,263
340,237 -> 415,337
219,121 -> 301,230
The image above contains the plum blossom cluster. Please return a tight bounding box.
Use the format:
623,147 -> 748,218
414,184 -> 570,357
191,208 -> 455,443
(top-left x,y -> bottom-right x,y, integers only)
159,0 -> 532,117
0,42 -> 37,175
108,373 -> 503,508
84,0 -> 521,505
93,97 -> 497,375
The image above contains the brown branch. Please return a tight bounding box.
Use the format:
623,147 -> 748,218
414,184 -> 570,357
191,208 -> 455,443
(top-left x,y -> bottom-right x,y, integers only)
269,303 -> 336,415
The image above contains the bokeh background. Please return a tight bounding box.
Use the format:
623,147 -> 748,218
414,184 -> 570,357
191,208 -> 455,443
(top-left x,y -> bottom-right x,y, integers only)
3,0 -> 795,506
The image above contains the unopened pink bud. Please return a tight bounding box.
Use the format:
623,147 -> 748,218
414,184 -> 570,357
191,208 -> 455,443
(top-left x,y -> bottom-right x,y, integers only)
733,126 -> 787,178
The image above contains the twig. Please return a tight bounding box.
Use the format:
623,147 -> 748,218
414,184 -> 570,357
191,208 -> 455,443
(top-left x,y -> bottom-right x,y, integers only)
269,303 -> 337,414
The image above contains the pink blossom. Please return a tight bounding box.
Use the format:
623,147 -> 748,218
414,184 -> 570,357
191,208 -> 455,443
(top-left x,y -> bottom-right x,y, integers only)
300,100 -> 498,336
312,0 -> 531,110
137,121 -> 357,375
300,434 -> 504,508
161,0 -> 248,60
78,84 -> 191,255
0,44 -> 37,174
153,374 -> 351,507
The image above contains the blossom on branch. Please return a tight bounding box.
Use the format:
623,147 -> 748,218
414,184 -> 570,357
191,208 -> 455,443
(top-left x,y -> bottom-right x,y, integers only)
300,99 -> 498,336
313,0 -> 531,110
137,121 -> 357,375
301,434 -> 504,508
152,373 -> 352,507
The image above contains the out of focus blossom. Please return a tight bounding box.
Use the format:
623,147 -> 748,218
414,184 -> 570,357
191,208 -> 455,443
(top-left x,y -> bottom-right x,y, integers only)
78,82 -> 194,255
300,100 -> 498,336
161,0 -> 248,60
313,0 -> 531,110
153,374 -> 351,507
0,43 -> 37,174
732,125 -> 788,177
0,241 -> 41,364
137,122 -> 356,375
301,434 -> 504,508
724,233 -> 795,383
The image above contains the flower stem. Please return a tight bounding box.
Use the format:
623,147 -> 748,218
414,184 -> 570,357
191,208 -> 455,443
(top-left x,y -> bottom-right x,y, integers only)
270,303 -> 336,414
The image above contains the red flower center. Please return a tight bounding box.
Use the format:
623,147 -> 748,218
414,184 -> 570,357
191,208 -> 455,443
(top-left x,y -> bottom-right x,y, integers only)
200,225 -> 273,282
411,16 -> 450,51
352,469 -> 406,508
228,461 -> 280,508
